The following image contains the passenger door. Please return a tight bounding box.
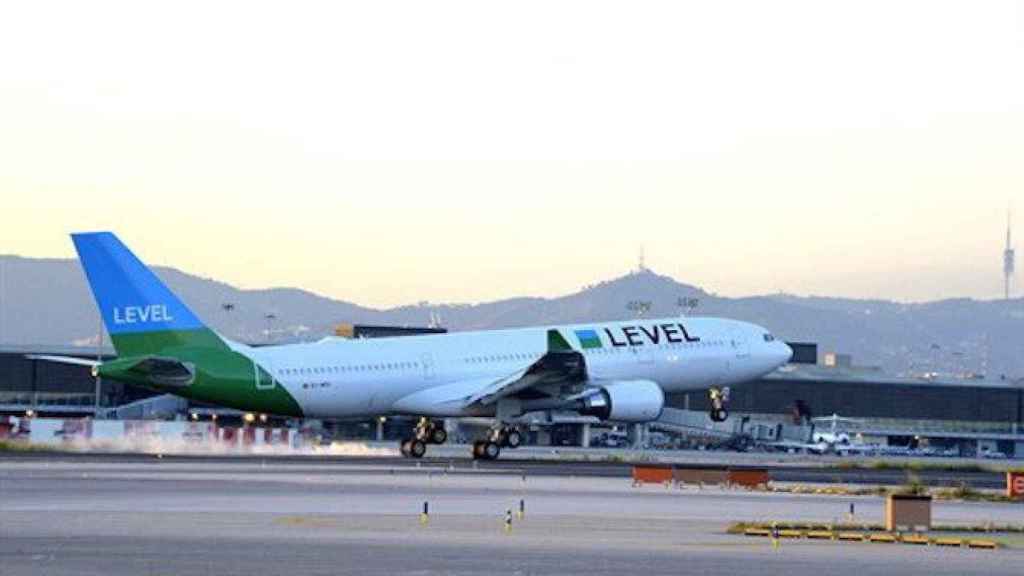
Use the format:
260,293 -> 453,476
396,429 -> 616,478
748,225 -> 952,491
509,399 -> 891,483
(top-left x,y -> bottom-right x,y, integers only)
255,356 -> 276,390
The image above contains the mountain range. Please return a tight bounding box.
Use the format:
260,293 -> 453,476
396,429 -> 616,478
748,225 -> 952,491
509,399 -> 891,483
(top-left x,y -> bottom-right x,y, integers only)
2,255 -> 1022,379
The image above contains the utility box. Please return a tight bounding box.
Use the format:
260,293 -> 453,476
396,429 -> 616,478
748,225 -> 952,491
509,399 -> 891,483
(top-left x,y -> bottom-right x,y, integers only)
886,494 -> 932,532
1008,472 -> 1024,500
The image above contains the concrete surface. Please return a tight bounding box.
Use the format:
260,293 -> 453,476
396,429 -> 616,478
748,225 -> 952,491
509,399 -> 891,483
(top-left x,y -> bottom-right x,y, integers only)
1,457 -> 1022,575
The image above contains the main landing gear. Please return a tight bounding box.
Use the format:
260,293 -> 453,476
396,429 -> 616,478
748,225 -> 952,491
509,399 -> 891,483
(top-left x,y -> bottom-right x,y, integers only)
399,418 -> 447,459
471,425 -> 522,461
709,386 -> 730,423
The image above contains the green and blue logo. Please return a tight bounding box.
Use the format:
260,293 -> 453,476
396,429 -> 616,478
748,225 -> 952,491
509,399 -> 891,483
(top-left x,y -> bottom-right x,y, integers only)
574,329 -> 603,349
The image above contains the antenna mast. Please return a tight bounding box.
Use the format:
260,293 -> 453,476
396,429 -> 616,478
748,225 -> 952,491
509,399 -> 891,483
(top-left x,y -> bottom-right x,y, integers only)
1005,208 -> 1015,300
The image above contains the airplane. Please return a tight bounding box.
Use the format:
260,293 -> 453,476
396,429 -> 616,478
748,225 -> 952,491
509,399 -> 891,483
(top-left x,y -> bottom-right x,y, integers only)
41,232 -> 792,460
763,414 -> 882,455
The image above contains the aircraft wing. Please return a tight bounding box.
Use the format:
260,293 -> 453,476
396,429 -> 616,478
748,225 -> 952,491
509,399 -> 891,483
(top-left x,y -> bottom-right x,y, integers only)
464,330 -> 587,406
392,330 -> 587,416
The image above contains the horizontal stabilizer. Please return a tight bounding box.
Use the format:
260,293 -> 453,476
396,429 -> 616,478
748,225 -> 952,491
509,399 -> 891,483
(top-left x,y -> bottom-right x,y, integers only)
25,355 -> 101,368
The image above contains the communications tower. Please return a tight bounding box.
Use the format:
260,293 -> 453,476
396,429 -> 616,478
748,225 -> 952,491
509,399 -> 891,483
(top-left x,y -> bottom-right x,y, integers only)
1005,210 -> 1015,300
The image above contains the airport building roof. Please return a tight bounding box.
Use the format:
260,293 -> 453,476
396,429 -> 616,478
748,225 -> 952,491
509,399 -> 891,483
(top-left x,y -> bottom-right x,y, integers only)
766,363 -> 1024,390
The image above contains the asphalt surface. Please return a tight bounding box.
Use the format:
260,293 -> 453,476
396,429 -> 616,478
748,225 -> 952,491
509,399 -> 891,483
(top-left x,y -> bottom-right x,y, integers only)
0,449 -> 1009,488
1,456 -> 1022,576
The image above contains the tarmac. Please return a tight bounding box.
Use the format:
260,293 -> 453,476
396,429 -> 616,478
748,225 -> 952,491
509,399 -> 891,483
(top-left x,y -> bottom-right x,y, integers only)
1,445 -> 1010,488
1,456 -> 1022,575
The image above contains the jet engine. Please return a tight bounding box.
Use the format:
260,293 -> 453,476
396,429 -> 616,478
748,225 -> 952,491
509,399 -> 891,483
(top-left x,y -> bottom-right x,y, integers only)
577,380 -> 665,422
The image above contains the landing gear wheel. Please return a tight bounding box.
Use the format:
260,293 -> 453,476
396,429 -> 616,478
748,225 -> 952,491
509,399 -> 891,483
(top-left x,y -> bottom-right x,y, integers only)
482,441 -> 500,460
408,439 -> 427,458
471,440 -> 501,460
430,427 -> 448,445
505,429 -> 522,449
415,419 -> 448,445
400,439 -> 412,457
710,408 -> 729,422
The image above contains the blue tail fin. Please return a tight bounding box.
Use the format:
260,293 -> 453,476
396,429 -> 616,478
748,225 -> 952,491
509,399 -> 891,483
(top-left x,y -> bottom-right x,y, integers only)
71,232 -> 217,356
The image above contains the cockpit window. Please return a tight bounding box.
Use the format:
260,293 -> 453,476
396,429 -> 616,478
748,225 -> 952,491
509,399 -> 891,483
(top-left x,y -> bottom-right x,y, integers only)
763,334 -> 776,342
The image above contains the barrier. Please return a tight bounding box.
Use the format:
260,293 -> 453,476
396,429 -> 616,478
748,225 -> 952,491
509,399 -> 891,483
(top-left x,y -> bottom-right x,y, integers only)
727,469 -> 770,489
0,416 -> 14,439
184,422 -> 217,443
241,427 -> 257,447
743,530 -> 1000,551
220,427 -> 239,447
2,417 -> 307,452
1008,472 -> 1024,500
673,468 -> 729,487
124,420 -> 159,439
901,534 -> 930,546
632,466 -> 674,485
633,465 -> 770,489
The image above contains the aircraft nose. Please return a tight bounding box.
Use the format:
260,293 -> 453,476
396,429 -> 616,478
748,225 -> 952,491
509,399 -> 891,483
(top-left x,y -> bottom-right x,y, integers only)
777,342 -> 793,366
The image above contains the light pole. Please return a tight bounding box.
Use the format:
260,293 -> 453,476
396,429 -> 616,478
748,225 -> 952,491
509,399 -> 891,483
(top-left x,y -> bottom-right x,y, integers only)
0,256 -> 5,344
94,314 -> 103,417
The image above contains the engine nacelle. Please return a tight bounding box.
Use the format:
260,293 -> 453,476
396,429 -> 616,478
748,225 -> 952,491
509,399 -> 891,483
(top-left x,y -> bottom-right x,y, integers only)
578,380 -> 665,423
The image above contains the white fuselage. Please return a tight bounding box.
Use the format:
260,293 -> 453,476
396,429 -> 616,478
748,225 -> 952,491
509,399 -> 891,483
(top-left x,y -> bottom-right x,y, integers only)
240,317 -> 792,419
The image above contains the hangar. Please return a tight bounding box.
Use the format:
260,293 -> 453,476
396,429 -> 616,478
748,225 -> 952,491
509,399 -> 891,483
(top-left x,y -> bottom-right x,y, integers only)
672,364 -> 1024,430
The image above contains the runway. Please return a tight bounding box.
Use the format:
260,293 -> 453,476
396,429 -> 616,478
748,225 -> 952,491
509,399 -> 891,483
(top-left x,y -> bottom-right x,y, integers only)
1,456 -> 1022,575
0,448 -> 1009,488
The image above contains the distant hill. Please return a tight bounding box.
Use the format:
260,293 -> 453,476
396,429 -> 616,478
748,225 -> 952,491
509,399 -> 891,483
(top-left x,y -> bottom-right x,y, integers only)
1,256 -> 1022,379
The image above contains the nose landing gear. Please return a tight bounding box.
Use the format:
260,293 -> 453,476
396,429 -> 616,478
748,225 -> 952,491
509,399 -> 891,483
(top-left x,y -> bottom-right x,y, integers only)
709,387 -> 730,423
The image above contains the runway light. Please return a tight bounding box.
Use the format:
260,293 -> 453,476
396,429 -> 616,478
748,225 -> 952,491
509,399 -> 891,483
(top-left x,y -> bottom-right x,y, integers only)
243,413 -> 256,424
211,414 -> 218,422
190,413 -> 199,421
25,410 -> 35,418
259,413 -> 268,424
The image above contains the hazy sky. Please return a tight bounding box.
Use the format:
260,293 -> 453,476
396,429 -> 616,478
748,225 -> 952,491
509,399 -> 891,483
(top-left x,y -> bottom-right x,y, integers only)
1,1 -> 1021,307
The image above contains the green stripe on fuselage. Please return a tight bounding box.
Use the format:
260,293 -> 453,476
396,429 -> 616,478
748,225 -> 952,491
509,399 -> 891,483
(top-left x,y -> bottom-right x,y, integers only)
107,329 -> 303,417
